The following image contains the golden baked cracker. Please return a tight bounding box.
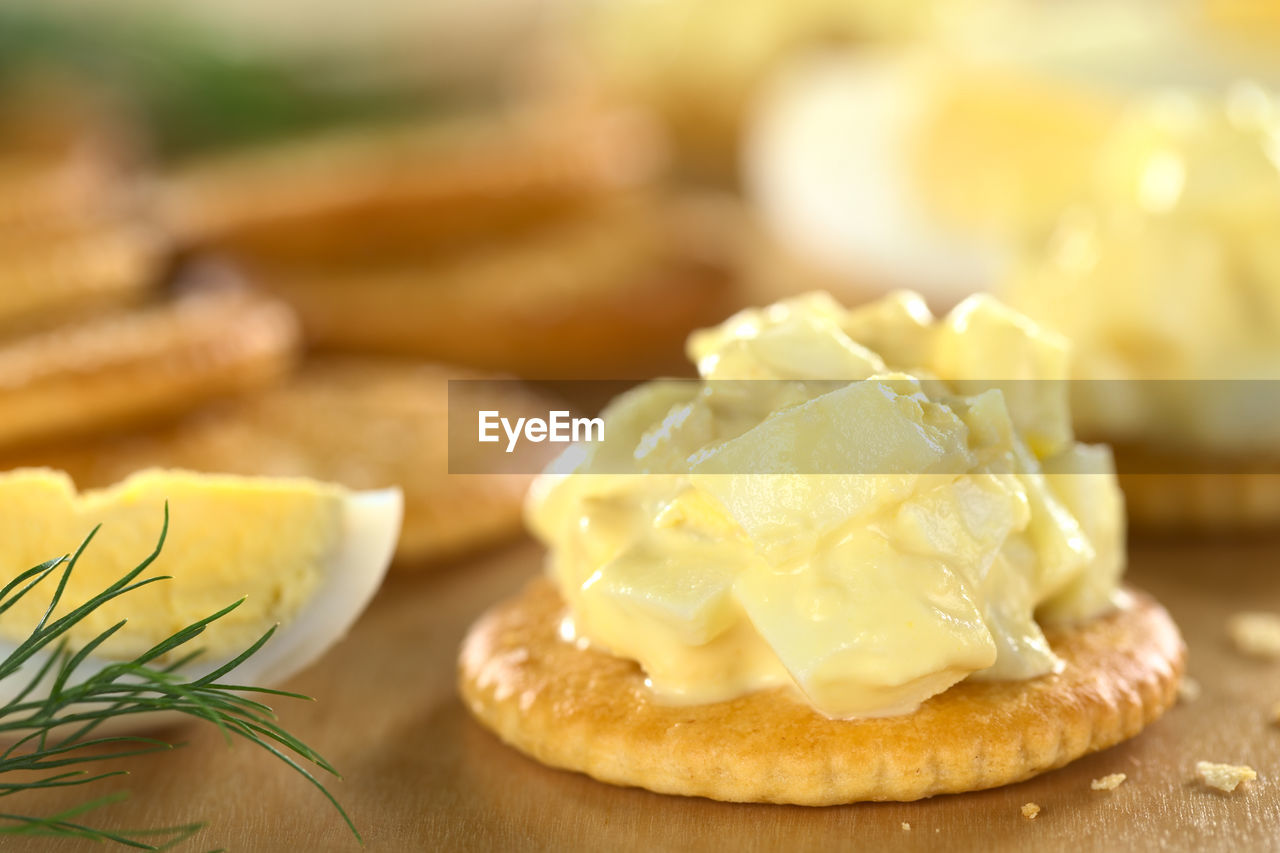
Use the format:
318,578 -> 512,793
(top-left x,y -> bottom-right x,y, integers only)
7,358 -> 545,568
252,193 -> 742,376
459,578 -> 1185,804
1110,444 -> 1280,530
161,109 -> 663,263
1121,473 -> 1280,531
0,287 -> 297,451
0,222 -> 165,337
0,158 -> 121,235
0,83 -> 161,332
0,82 -> 132,232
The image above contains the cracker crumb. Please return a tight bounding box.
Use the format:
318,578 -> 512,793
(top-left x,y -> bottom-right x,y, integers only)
1021,802 -> 1040,820
1177,676 -> 1201,703
1228,612 -> 1280,659
1091,773 -> 1127,791
1196,761 -> 1257,793
901,822 -> 910,831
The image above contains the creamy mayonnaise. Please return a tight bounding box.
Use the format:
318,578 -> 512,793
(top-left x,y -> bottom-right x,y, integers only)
528,292 -> 1125,718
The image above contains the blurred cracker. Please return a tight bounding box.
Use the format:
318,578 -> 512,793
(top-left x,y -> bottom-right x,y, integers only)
253,193 -> 743,377
0,287 -> 298,451
1121,473 -> 1280,530
1115,443 -> 1280,531
0,222 -> 167,337
0,74 -> 140,232
0,157 -> 126,234
0,76 -> 165,334
460,578 -> 1184,804
7,358 -> 546,568
160,108 -> 664,263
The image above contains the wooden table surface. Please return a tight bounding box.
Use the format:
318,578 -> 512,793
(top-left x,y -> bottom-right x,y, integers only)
12,531 -> 1280,852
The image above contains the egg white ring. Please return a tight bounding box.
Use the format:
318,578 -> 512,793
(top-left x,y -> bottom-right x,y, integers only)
746,51 -> 1006,303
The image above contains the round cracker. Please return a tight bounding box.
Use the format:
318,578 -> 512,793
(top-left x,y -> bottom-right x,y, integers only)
460,577 -> 1184,804
162,109 -> 662,262
251,193 -> 742,377
0,222 -> 165,336
0,80 -> 134,232
0,287 -> 297,451
1108,444 -> 1280,531
1121,471 -> 1280,531
149,358 -> 541,567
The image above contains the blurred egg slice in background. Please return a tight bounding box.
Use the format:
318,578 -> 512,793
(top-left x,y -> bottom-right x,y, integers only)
744,0 -> 1280,305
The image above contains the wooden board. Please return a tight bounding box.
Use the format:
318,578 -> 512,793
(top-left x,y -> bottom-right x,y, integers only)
12,533 -> 1280,852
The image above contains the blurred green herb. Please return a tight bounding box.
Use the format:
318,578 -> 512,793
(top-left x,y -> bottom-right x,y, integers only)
0,505 -> 358,849
0,5 -> 460,159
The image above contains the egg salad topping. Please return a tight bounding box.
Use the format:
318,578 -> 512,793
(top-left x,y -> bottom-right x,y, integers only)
1007,84 -> 1280,451
0,468 -> 346,658
528,292 -> 1125,719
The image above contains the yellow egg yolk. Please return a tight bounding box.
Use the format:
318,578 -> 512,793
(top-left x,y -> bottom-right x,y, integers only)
0,468 -> 345,659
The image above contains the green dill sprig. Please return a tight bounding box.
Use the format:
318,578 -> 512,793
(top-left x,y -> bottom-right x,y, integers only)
0,504 -> 359,849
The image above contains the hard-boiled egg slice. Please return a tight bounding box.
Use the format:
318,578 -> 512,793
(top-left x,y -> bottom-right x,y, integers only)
0,469 -> 401,725
747,50 -> 1008,302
